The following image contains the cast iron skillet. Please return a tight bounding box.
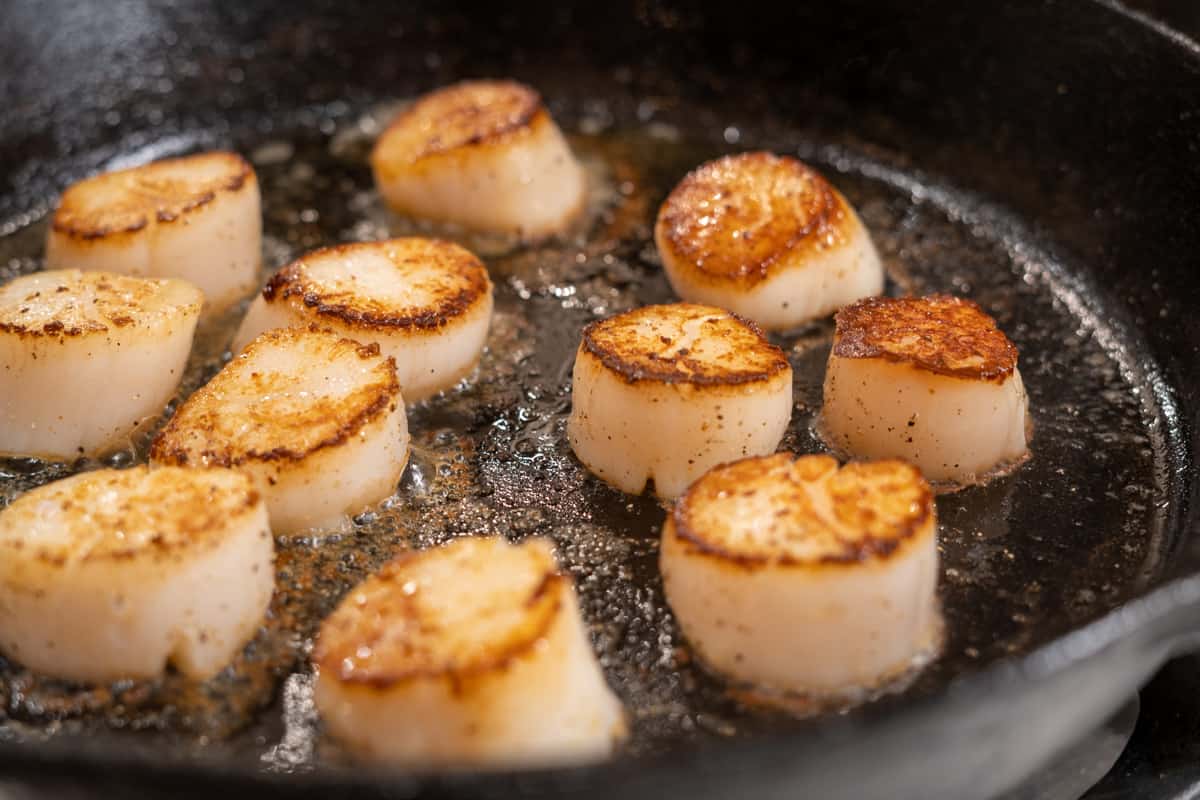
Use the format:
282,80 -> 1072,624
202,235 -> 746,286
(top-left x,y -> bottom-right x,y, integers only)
1,1 -> 1199,798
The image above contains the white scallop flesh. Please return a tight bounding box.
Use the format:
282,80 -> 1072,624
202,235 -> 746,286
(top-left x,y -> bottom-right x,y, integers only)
234,239 -> 493,402
824,358 -> 1029,484
567,303 -> 792,500
45,151 -> 262,313
313,537 -> 626,767
0,466 -> 273,683
0,269 -> 202,459
655,151 -> 883,331
661,454 -> 940,700
151,327 -> 408,536
371,81 -> 586,239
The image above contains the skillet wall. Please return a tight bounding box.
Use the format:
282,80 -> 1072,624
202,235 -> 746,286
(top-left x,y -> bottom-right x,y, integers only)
1,0 -> 1198,550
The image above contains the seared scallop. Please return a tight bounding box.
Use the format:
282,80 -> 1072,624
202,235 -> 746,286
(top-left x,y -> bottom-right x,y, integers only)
661,453 -> 940,704
820,295 -> 1030,486
0,466 -> 273,683
0,269 -> 202,460
371,80 -> 586,239
567,303 -> 792,500
150,326 -> 408,535
233,239 -> 493,402
313,536 -> 626,767
655,152 -> 883,330
45,151 -> 261,313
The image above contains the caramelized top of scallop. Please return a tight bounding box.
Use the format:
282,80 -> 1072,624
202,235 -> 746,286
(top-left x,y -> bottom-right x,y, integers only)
833,294 -> 1019,381
0,466 -> 260,567
313,537 -> 565,689
51,152 -> 255,240
670,453 -> 934,567
372,80 -> 546,172
261,238 -> 492,331
151,326 -> 400,469
580,303 -> 790,386
0,270 -> 202,338
655,152 -> 854,287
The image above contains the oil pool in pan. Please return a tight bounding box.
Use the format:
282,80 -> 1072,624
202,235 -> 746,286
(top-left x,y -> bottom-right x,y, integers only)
0,97 -> 1172,768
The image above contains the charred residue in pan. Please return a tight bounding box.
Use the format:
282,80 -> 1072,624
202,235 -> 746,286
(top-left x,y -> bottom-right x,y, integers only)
0,98 -> 1175,767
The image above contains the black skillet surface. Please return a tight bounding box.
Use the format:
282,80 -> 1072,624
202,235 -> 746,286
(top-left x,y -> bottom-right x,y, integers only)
0,2 -> 1199,798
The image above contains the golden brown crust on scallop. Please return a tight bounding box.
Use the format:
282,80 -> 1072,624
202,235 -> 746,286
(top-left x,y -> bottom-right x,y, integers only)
580,303 -> 790,386
150,326 -> 400,468
832,295 -> 1018,381
655,152 -> 854,288
0,466 -> 260,565
371,81 -> 543,175
313,538 -> 564,691
261,239 -> 492,331
0,270 -> 202,338
51,152 -> 254,241
670,453 -> 934,567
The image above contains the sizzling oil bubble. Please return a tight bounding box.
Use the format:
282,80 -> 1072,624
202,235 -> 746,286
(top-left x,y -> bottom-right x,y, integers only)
0,99 -> 1174,767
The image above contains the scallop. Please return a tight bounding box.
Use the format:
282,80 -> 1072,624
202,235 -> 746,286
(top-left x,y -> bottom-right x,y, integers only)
233,239 -> 493,402
371,80 -> 586,239
45,151 -> 261,313
0,466 -> 273,683
661,453 -> 940,704
655,152 -> 883,330
567,303 -> 792,500
820,294 -> 1030,486
313,536 -> 626,767
150,326 -> 408,536
0,269 -> 202,460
